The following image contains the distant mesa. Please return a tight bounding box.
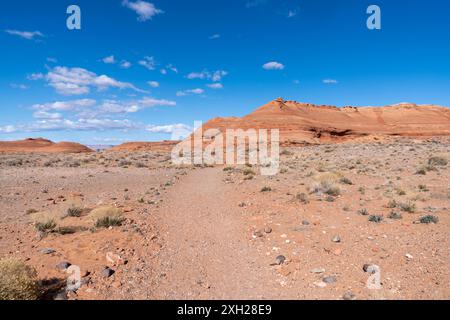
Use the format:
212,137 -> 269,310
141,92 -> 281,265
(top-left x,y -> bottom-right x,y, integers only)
200,98 -> 450,145
108,140 -> 180,152
0,138 -> 93,153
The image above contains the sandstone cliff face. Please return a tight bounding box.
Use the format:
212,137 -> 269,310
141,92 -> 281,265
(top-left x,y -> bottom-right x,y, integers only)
0,138 -> 93,153
201,98 -> 450,145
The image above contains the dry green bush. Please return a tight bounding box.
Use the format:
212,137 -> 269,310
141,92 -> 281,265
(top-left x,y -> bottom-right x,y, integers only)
90,206 -> 124,228
0,258 -> 39,300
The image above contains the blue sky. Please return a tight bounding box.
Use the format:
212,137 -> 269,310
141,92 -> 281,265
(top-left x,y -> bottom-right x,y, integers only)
1,0 -> 449,144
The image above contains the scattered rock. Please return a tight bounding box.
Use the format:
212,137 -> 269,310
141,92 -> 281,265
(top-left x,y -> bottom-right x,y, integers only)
332,235 -> 341,243
264,226 -> 272,234
253,230 -> 263,238
56,261 -> 71,271
274,255 -> 286,265
313,281 -> 327,288
40,248 -> 56,255
100,267 -> 115,278
323,275 -> 337,284
302,220 -> 310,226
405,253 -> 413,260
343,291 -> 356,300
311,268 -> 325,274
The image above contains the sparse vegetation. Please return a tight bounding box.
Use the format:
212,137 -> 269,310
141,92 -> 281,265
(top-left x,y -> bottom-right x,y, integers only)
311,173 -> 341,196
419,215 -> 439,224
358,208 -> 369,216
243,169 -> 255,176
90,206 -> 124,228
295,193 -> 309,204
0,258 -> 39,300
26,209 -> 38,215
428,156 -> 447,167
34,219 -> 56,233
368,215 -> 383,223
398,201 -> 417,213
339,177 -> 353,185
388,211 -> 402,220
67,206 -> 83,217
261,186 -> 272,192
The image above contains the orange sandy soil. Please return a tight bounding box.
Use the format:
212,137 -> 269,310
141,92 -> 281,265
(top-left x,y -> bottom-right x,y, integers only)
0,138 -> 448,300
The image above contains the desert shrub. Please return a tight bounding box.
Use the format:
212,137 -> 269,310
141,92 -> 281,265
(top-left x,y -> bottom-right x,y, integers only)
368,215 -> 383,223
396,189 -> 406,196
280,149 -> 293,156
223,166 -> 233,171
135,162 -> 146,168
243,169 -> 255,176
34,219 -> 56,233
358,187 -> 365,195
261,186 -> 272,192
398,201 -> 417,213
358,208 -> 369,216
387,199 -> 398,208
388,211 -> 402,220
90,206 -> 124,228
311,172 -> 341,196
26,209 -> 38,215
67,206 -> 83,217
415,167 -> 427,175
118,160 -> 132,167
0,258 -> 39,300
339,177 -> 353,185
54,226 -> 78,235
419,215 -> 439,224
295,193 -> 309,204
418,184 -> 429,192
428,156 -> 447,166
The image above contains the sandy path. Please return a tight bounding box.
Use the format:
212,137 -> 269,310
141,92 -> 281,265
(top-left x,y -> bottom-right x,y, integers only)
152,167 -> 283,300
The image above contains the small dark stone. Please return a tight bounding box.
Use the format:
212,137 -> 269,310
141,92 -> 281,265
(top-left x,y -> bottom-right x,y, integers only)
264,226 -> 272,234
302,220 -> 310,226
40,248 -> 56,255
101,267 -> 115,278
323,275 -> 337,284
253,230 -> 263,238
363,264 -> 371,272
343,291 -> 356,300
56,261 -> 71,271
275,255 -> 286,265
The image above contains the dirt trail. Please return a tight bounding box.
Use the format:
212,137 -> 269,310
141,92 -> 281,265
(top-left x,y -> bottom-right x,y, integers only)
152,167 -> 284,300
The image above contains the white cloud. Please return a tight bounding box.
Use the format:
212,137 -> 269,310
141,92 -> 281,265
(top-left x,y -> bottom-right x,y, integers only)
98,97 -> 176,114
139,56 -> 156,70
32,99 -> 97,112
146,123 -> 192,134
102,55 -> 116,64
148,81 -> 160,88
47,57 -> 58,63
27,73 -> 44,80
122,1 -> 163,22
186,70 -> 228,82
246,0 -> 268,8
33,110 -> 63,120
5,29 -> 44,40
323,79 -> 338,84
120,60 -> 132,69
262,61 -> 285,70
176,88 -> 204,97
0,125 -> 17,133
293,79 -> 300,85
287,10 -> 298,18
10,83 -> 29,90
209,34 -> 221,40
206,83 -> 223,89
42,66 -> 144,95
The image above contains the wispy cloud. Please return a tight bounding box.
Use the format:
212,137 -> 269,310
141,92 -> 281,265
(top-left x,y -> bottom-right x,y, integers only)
139,56 -> 157,70
246,0 -> 268,8
209,34 -> 221,40
10,83 -> 29,90
148,81 -> 160,88
120,60 -> 132,69
146,123 -> 192,134
287,10 -> 298,18
187,70 -> 228,82
323,79 -> 338,84
36,66 -> 146,95
122,1 -> 163,22
102,55 -> 116,64
262,61 -> 285,70
206,83 -> 223,89
176,88 -> 205,97
5,29 -> 44,40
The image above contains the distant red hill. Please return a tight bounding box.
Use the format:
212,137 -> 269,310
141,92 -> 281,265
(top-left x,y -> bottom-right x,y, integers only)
201,98 -> 450,145
0,138 -> 93,153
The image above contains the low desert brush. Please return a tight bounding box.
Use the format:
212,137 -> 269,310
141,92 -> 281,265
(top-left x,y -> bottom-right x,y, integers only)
0,258 -> 39,300
90,206 -> 124,228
